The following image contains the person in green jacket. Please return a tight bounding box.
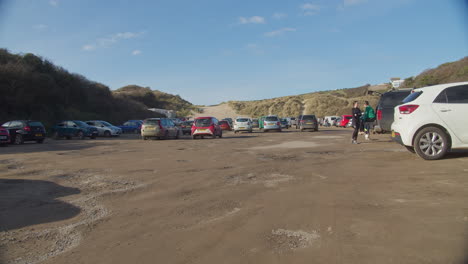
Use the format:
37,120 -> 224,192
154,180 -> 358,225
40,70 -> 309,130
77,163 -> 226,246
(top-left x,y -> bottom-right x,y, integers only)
362,101 -> 376,140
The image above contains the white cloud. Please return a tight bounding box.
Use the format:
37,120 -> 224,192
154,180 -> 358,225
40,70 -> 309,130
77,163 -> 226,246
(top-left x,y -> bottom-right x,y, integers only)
82,45 -> 96,51
264,27 -> 297,37
238,16 -> 266,24
132,50 -> 142,55
344,0 -> 368,6
300,3 -> 321,16
49,0 -> 59,7
33,24 -> 48,31
82,31 -> 144,51
273,13 -> 287,19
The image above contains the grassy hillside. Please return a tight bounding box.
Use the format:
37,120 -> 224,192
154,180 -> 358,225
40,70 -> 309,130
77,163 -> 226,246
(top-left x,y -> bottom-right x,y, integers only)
228,85 -> 381,118
0,49 -> 192,128
113,85 -> 194,117
403,57 -> 468,88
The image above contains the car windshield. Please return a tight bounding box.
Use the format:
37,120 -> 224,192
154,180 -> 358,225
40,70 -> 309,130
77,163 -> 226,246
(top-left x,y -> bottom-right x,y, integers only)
402,91 -> 423,104
74,121 -> 88,127
302,115 -> 316,120
195,118 -> 212,127
28,121 -> 44,127
265,116 -> 278,121
380,92 -> 411,107
144,119 -> 160,125
101,121 -> 113,127
236,118 -> 249,122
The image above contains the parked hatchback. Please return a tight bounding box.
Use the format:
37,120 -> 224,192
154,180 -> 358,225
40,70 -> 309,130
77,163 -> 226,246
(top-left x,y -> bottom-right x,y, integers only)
180,120 -> 194,135
219,120 -> 232,131
191,117 -> 222,139
118,120 -> 142,134
375,89 -> 412,133
86,120 -> 122,137
391,82 -> 468,160
51,120 -> 98,140
338,115 -> 352,127
234,117 -> 253,133
298,115 -> 318,132
262,115 -> 282,132
1,120 -> 46,144
141,118 -> 181,140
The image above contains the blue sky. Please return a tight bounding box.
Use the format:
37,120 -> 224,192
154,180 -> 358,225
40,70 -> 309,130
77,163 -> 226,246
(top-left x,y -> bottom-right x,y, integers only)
0,0 -> 467,105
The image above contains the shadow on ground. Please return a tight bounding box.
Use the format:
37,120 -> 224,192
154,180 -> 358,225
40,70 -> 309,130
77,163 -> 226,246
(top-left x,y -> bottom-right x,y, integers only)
0,141 -> 105,155
0,179 -> 81,231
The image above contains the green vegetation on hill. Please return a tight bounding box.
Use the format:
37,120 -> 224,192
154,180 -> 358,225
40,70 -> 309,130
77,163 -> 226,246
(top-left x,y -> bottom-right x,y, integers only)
228,85 -> 379,118
0,49 -> 193,128
403,57 -> 468,88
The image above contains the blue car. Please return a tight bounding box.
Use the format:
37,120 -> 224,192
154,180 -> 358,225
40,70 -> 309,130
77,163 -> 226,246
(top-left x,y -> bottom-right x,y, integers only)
117,120 -> 143,134
51,120 -> 98,139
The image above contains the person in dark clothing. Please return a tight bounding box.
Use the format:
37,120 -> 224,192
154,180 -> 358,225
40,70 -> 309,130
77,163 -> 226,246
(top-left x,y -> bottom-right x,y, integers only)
351,101 -> 362,144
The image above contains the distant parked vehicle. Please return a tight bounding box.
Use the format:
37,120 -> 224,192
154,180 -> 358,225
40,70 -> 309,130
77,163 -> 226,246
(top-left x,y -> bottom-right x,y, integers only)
297,115 -> 319,132
118,120 -> 142,133
338,115 -> 353,127
262,115 -> 282,132
191,117 -> 222,139
375,89 -> 412,133
323,116 -> 340,127
219,120 -> 232,131
334,118 -> 342,127
141,118 -> 181,140
0,126 -> 10,145
280,118 -> 289,129
288,117 -> 297,127
234,117 -> 253,133
251,118 -> 259,128
180,121 -> 194,135
1,120 -> 46,144
392,82 -> 468,160
51,120 -> 98,140
86,120 -> 122,137
222,118 -> 233,127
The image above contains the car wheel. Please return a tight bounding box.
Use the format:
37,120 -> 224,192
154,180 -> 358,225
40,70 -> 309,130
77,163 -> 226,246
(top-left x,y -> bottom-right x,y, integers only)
77,131 -> 85,140
414,127 -> 449,160
300,128 -> 304,132
104,131 -> 111,137
175,130 -> 180,139
163,131 -> 169,140
264,130 -> 268,133
192,135 -> 197,140
219,132 -> 223,138
134,129 -> 138,134
90,136 -> 96,139
14,134 -> 24,145
66,136 -> 72,140
143,136 -> 147,140
36,139 -> 44,144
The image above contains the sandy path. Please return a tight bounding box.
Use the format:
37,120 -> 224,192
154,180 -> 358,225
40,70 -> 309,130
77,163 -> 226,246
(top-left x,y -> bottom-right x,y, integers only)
192,103 -> 241,119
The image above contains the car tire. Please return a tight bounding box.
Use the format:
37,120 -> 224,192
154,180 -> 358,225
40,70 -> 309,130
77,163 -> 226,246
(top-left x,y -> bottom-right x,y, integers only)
414,127 -> 449,160
175,130 -> 180,139
77,131 -> 85,140
36,139 -> 44,144
104,131 -> 111,137
163,131 -> 169,140
300,128 -> 304,132
90,136 -> 96,139
143,136 -> 147,140
219,132 -> 223,138
66,136 -> 72,140
14,134 -> 24,145
134,129 -> 138,134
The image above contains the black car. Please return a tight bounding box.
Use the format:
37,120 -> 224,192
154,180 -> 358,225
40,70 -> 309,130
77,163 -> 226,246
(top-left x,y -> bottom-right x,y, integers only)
180,120 -> 194,135
297,115 -> 319,131
375,89 -> 412,133
1,120 -> 46,144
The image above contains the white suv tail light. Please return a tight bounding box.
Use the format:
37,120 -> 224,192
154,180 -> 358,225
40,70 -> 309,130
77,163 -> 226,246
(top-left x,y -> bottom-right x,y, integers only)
399,104 -> 419,114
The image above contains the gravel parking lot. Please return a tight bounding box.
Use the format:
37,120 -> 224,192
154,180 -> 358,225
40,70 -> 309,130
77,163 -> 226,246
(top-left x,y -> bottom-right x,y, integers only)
1,127 -> 468,264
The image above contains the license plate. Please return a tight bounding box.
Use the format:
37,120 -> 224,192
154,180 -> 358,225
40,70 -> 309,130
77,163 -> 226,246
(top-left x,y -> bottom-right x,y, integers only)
198,129 -> 208,132
306,122 -> 312,124
0,136 -> 6,139
239,127 -> 245,129
391,131 -> 395,138
35,134 -> 42,137
268,123 -> 275,126
146,127 -> 156,131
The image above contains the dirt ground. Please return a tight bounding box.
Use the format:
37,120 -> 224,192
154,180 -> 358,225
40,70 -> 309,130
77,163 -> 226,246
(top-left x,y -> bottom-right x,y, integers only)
1,127 -> 468,264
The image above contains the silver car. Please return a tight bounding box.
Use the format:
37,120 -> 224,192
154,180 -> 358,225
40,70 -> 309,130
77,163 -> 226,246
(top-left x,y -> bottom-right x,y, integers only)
86,120 -> 122,137
263,115 -> 282,132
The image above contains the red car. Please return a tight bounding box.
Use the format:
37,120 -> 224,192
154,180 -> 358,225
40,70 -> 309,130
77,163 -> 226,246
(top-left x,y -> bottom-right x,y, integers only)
191,117 -> 223,139
339,115 -> 352,127
0,127 -> 10,145
219,120 -> 232,131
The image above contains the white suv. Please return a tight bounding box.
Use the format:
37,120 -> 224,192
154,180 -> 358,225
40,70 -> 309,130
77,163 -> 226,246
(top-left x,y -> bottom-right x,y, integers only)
233,117 -> 253,133
391,82 -> 468,160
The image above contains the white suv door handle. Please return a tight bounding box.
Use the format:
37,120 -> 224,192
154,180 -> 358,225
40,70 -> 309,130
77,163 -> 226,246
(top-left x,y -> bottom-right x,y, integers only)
440,109 -> 452,112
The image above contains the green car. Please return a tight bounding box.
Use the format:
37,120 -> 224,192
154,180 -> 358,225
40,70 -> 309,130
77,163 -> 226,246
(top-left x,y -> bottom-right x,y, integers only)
51,120 -> 99,139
